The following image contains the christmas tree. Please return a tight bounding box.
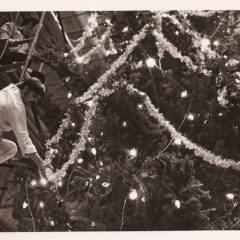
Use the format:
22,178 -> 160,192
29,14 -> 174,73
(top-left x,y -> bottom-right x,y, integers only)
10,10 -> 240,231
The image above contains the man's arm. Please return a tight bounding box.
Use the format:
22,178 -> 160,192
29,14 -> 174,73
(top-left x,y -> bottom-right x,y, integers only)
7,100 -> 47,179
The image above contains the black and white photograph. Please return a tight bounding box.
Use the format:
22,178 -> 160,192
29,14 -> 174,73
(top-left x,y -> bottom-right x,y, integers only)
0,3 -> 240,237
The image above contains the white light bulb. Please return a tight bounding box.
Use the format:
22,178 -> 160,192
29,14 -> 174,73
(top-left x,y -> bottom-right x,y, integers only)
175,31 -> 179,35
181,90 -> 188,98
23,201 -> 28,209
40,178 -> 48,186
141,197 -> 146,202
77,158 -> 83,164
223,55 -> 227,59
129,189 -> 138,200
71,122 -> 76,127
91,148 -> 97,156
102,182 -> 110,188
50,220 -> 55,226
100,132 -> 104,136
91,221 -> 96,227
65,77 -> 70,82
138,104 -> 143,109
174,138 -> 182,145
122,26 -> 129,32
96,175 -> 100,180
226,193 -> 234,200
218,113 -> 223,116
57,181 -> 63,187
100,161 -> 104,166
67,93 -> 72,98
146,58 -> 156,68
213,40 -> 219,46
122,121 -> 127,127
64,53 -> 68,57
175,200 -> 181,209
39,201 -> 45,208
30,179 -> 37,187
129,148 -> 138,157
187,113 -> 194,121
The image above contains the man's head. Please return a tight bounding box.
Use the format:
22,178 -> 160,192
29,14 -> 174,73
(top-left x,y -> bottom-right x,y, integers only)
21,18 -> 38,38
17,77 -> 46,106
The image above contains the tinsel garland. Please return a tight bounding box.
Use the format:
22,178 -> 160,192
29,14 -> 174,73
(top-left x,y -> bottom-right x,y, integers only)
180,10 -> 222,18
45,23 -> 149,163
75,27 -> 111,65
70,13 -> 99,55
126,84 -> 240,172
162,13 -> 218,60
46,83 -> 121,182
154,13 -> 203,74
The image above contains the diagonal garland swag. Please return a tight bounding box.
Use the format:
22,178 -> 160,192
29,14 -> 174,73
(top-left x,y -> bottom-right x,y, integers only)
45,11 -> 231,183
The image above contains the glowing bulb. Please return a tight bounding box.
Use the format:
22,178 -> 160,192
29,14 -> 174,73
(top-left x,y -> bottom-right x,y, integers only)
91,221 -> 96,227
39,201 -> 45,208
187,113 -> 194,121
175,200 -> 181,209
102,182 -> 110,188
226,193 -> 234,200
129,189 -> 138,200
23,201 -> 28,209
100,132 -> 104,136
57,181 -> 63,187
122,26 -> 129,32
100,161 -> 103,166
213,40 -> 219,46
30,179 -> 37,187
235,79 -> 240,84
77,158 -> 83,164
96,175 -> 100,180
91,148 -> 97,156
146,58 -> 156,68
86,100 -> 94,107
223,55 -> 227,59
122,121 -> 127,127
64,52 -> 68,57
65,77 -> 70,82
141,197 -> 146,202
218,113 -> 223,116
136,60 -> 143,69
129,148 -> 138,157
175,31 -> 179,35
138,104 -> 143,110
67,92 -> 72,98
40,178 -> 48,186
71,122 -> 76,127
50,220 -> 55,226
173,138 -> 182,145
181,90 -> 188,98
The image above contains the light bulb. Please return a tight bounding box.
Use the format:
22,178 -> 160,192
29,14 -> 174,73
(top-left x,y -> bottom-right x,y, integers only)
40,178 -> 48,186
175,31 -> 179,35
57,181 -> 63,187
141,197 -> 146,202
67,92 -> 72,98
102,182 -> 110,188
50,220 -> 55,226
175,200 -> 181,209
91,148 -> 97,156
226,193 -> 234,200
65,77 -> 70,82
30,179 -> 37,187
77,158 -> 83,164
122,26 -> 129,32
138,104 -> 143,110
129,189 -> 138,200
96,175 -> 100,180
213,40 -> 219,46
146,58 -> 156,68
23,201 -> 28,209
122,121 -> 127,127
39,201 -> 45,208
187,113 -> 194,121
71,122 -> 76,127
181,90 -> 188,98
129,148 -> 138,157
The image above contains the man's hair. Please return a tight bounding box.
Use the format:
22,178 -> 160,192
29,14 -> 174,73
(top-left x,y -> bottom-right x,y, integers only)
21,18 -> 38,28
17,77 -> 46,97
